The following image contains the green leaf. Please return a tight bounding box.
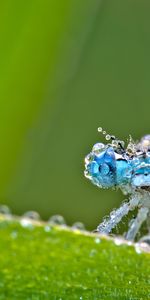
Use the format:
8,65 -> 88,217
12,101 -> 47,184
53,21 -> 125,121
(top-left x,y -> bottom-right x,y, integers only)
1,0 -> 150,228
0,215 -> 149,299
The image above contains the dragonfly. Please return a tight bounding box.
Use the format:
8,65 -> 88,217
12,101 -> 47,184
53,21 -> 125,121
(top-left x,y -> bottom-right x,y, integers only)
84,128 -> 150,241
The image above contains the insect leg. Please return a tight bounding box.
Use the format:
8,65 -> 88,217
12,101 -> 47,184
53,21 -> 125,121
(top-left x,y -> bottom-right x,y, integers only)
96,195 -> 139,235
146,211 -> 150,234
137,211 -> 150,244
126,207 -> 149,241
96,202 -> 130,234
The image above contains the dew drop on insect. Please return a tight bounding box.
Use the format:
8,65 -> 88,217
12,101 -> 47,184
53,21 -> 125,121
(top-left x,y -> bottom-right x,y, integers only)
0,205 -> 11,215
112,140 -> 118,147
85,154 -> 93,164
98,127 -> 102,132
48,215 -> 66,225
72,222 -> 85,231
23,211 -> 41,221
106,134 -> 111,141
92,143 -> 105,154
84,170 -> 90,177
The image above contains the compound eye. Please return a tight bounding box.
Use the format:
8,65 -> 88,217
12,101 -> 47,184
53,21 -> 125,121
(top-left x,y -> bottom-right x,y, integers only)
100,163 -> 110,176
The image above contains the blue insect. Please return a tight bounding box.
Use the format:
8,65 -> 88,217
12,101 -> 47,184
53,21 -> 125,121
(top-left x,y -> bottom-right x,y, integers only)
84,128 -> 150,241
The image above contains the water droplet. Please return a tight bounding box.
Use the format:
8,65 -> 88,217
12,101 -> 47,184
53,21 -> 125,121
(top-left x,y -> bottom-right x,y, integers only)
129,280 -> 131,284
23,211 -> 40,221
10,231 -> 18,239
127,240 -> 132,246
20,217 -> 34,229
111,135 -> 116,140
0,205 -> 11,215
92,143 -> 105,154
84,154 -> 90,164
135,244 -> 142,254
112,140 -> 118,147
114,237 -> 123,246
79,297 -> 83,300
94,237 -> 101,244
84,170 -> 90,178
98,127 -> 102,132
72,222 -> 85,231
48,215 -> 66,225
44,225 -> 51,232
106,134 -> 110,141
102,130 -> 106,135
89,249 -> 97,257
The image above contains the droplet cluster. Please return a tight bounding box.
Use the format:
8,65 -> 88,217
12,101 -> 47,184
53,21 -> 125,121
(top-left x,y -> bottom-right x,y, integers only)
0,205 -> 86,232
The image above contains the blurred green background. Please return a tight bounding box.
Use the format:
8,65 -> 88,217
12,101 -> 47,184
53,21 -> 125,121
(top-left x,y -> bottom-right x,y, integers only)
0,0 -> 150,229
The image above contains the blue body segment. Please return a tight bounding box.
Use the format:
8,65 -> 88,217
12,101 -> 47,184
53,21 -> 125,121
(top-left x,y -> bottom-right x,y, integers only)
84,136 -> 150,190
87,147 -> 116,188
116,160 -> 132,185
